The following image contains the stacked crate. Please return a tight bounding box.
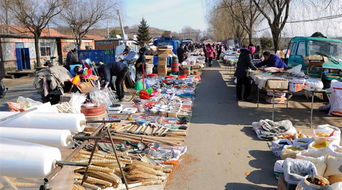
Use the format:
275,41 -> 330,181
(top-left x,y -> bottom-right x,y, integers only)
157,47 -> 172,76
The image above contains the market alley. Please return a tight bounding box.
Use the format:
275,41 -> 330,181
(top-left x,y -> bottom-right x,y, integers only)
166,61 -> 277,190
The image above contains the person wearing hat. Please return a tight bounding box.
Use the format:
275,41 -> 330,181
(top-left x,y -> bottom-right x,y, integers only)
234,47 -> 257,101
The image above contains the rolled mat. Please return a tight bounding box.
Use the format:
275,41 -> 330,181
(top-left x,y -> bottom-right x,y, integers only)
0,137 -> 61,178
0,112 -> 86,132
0,127 -> 73,147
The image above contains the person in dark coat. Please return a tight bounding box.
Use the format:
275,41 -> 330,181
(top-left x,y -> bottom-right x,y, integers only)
216,44 -> 222,60
255,51 -> 287,68
65,48 -> 79,71
100,62 -> 128,101
135,46 -> 147,81
235,48 -> 257,101
202,43 -> 207,63
177,44 -> 186,63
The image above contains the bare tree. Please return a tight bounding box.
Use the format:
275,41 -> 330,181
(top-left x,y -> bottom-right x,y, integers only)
61,0 -> 118,49
252,0 -> 291,52
179,26 -> 201,41
222,0 -> 264,44
0,0 -> 13,33
9,0 -> 65,67
208,1 -> 246,42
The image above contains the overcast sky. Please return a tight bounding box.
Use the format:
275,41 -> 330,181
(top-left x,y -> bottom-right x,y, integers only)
121,0 -> 208,32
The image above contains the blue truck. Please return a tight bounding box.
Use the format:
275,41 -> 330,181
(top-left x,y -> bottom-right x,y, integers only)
153,37 -> 181,54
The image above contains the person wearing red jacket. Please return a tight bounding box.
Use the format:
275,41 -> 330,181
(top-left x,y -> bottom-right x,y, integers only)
206,44 -> 215,67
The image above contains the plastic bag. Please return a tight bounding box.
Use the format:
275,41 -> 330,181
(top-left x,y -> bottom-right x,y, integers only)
304,78 -> 324,91
324,155 -> 342,177
274,160 -> 285,179
69,93 -> 86,113
296,152 -> 327,176
293,138 -> 315,149
308,141 -> 331,155
314,124 -> 341,146
283,158 -> 318,185
281,145 -> 305,159
271,139 -> 292,157
89,88 -> 117,107
296,175 -> 330,190
327,144 -> 342,158
330,182 -> 342,190
287,65 -> 305,77
329,80 -> 342,117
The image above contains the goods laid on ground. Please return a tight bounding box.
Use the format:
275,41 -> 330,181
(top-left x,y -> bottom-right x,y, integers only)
0,56 -> 203,189
252,120 -> 342,189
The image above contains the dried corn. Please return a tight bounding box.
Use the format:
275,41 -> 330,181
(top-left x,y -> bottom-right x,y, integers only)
72,184 -> 86,190
76,181 -> 100,190
13,182 -> 38,187
126,165 -> 164,176
126,171 -> 161,180
142,179 -> 163,186
88,171 -> 122,185
85,176 -> 112,187
88,165 -> 113,173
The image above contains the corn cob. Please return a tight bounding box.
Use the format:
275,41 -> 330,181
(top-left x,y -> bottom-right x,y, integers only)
72,184 -> 86,190
76,181 -> 101,190
142,179 -> 163,186
131,160 -> 160,169
88,171 -> 122,185
13,182 -> 38,187
126,165 -> 165,176
88,165 -> 114,173
126,170 -> 166,180
85,176 -> 112,187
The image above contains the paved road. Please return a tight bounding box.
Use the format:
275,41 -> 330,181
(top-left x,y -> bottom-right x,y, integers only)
166,61 -> 277,190
0,81 -> 40,111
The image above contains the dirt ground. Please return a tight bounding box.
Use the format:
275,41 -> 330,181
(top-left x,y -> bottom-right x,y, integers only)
165,61 -> 341,190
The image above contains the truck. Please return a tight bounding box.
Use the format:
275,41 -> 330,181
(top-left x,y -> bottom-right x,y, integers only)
285,36 -> 342,87
153,37 -> 180,54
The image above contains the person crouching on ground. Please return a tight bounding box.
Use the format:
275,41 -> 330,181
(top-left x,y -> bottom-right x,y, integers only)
255,51 -> 287,68
235,48 -> 257,101
99,61 -> 128,101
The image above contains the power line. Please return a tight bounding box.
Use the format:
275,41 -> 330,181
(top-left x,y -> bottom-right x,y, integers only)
287,13 -> 342,23
254,13 -> 342,33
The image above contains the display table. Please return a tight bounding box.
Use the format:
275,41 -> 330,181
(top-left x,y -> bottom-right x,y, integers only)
248,70 -> 327,127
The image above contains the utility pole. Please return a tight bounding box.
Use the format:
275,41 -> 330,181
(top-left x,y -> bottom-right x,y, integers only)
117,10 -> 126,41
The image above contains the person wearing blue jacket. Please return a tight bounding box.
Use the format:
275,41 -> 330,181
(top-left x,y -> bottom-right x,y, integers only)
255,51 -> 287,68
100,62 -> 128,101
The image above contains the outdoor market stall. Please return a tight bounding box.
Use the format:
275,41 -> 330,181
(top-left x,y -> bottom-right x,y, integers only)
246,65 -> 339,127
0,53 -> 204,190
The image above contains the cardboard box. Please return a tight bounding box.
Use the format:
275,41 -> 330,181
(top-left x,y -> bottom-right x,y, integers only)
266,79 -> 289,90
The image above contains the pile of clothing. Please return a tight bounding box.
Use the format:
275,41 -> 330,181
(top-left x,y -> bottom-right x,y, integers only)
252,119 -> 297,140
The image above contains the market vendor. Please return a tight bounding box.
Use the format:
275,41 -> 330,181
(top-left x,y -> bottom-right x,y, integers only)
255,51 -> 287,68
136,45 -> 147,81
235,48 -> 257,101
99,62 -> 128,101
177,44 -> 186,63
